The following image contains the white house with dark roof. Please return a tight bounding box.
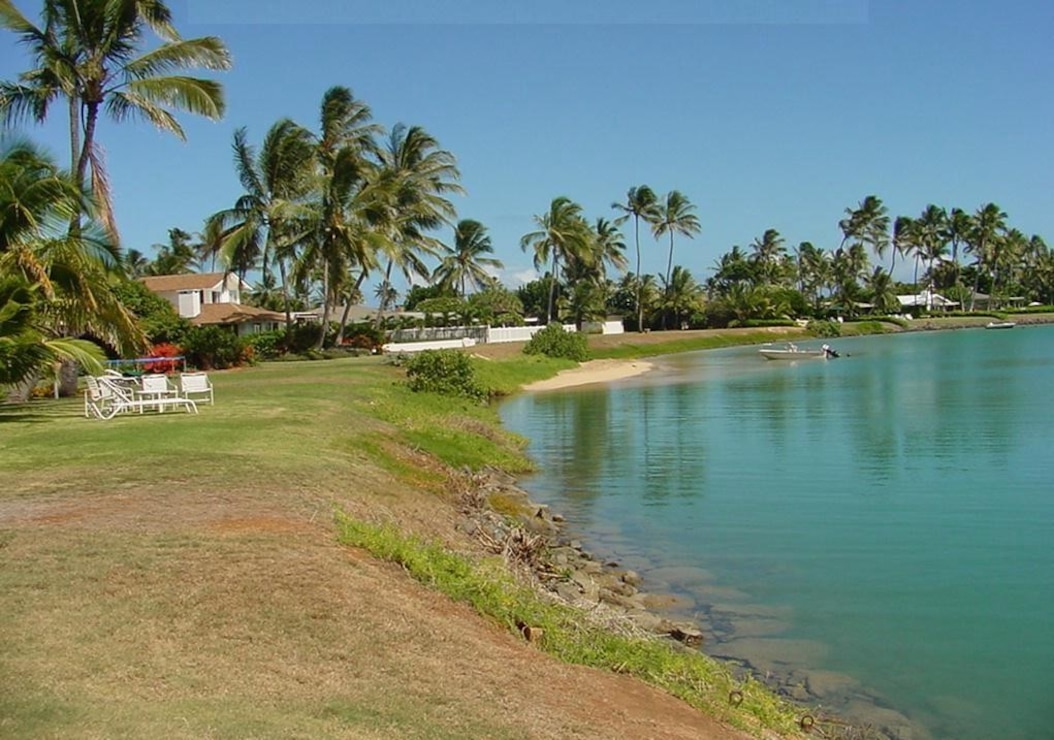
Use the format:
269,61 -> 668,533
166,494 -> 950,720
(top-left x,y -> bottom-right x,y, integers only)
140,272 -> 282,336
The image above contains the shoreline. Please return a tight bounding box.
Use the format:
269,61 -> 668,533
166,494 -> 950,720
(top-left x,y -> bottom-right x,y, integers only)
521,358 -> 657,391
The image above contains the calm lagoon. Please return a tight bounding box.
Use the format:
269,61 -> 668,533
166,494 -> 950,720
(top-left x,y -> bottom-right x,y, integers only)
500,326 -> 1054,740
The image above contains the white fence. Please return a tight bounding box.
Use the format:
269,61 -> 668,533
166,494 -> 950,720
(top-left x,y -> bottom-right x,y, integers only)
485,324 -> 575,344
382,337 -> 478,354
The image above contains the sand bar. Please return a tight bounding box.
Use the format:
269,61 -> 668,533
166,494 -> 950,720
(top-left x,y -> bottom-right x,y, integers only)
523,358 -> 655,391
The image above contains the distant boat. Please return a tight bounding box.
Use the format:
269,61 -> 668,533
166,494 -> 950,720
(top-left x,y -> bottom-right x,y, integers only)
985,321 -> 1016,330
758,343 -> 839,360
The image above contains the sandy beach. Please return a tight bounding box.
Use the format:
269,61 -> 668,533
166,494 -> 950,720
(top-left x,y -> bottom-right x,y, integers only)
522,358 -> 656,391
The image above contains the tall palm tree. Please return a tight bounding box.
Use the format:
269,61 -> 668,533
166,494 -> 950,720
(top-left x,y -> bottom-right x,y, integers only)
966,203 -> 1007,309
914,205 -> 948,293
653,190 -> 701,289
0,0 -> 232,240
432,219 -> 503,298
367,122 -> 462,331
206,119 -> 315,330
944,207 -> 972,303
612,185 -> 660,332
520,196 -> 592,324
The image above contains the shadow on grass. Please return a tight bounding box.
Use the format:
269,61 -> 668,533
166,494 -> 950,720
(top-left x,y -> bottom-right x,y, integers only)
0,400 -> 84,424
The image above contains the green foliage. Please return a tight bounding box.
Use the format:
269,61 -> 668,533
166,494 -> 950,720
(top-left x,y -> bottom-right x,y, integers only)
737,318 -> 796,328
244,329 -> 286,360
523,324 -> 588,361
467,286 -> 524,325
806,319 -> 842,338
336,516 -> 803,737
403,283 -> 457,311
182,325 -> 245,370
405,349 -> 486,401
112,279 -> 191,344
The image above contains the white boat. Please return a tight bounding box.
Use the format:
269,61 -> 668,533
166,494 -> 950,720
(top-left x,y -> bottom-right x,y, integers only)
985,321 -> 1016,330
758,343 -> 838,360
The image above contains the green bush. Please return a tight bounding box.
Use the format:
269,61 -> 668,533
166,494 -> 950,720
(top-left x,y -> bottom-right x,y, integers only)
405,349 -> 486,401
806,319 -> 841,338
523,324 -> 588,361
244,329 -> 287,360
182,325 -> 245,370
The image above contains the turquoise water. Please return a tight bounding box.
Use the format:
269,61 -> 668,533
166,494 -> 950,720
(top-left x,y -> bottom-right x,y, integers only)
500,327 -> 1054,740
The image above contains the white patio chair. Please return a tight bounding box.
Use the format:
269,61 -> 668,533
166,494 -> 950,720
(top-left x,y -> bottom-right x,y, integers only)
137,374 -> 178,412
84,375 -> 118,418
89,376 -> 197,419
179,372 -> 214,405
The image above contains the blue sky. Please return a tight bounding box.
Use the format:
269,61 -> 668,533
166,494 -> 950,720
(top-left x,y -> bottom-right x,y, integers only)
2,0 -> 1052,293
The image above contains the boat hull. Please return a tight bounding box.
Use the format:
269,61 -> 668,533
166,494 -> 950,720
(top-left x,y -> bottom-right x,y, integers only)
758,349 -> 827,360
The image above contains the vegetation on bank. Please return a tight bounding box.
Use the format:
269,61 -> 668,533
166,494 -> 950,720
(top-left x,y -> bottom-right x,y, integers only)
337,516 -> 805,737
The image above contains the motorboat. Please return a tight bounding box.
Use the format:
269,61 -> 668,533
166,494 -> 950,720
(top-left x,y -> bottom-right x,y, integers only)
985,321 -> 1016,330
758,342 -> 839,360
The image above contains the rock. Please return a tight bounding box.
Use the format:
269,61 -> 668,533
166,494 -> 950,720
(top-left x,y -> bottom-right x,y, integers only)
570,570 -> 599,602
621,570 -> 642,586
668,623 -> 704,647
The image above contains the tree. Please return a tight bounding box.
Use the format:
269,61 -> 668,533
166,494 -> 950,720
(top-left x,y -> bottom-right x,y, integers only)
0,0 -> 231,240
206,119 -> 315,331
433,219 -> 503,297
659,265 -> 704,329
0,138 -> 142,395
367,122 -> 462,332
520,196 -> 592,324
147,227 -> 201,275
612,185 -> 660,332
965,203 -> 1007,309
864,266 -> 899,314
841,196 -> 891,275
915,205 -> 948,292
749,228 -> 787,286
653,190 -> 701,289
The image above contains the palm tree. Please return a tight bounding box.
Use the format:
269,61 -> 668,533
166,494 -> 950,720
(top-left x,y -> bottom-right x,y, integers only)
653,190 -> 701,289
749,228 -> 786,286
612,185 -> 660,332
864,266 -> 899,314
0,138 -> 141,395
520,196 -> 592,324
659,265 -> 704,329
367,122 -> 462,331
966,203 -> 1008,309
147,227 -> 201,275
944,207 -> 971,302
206,119 -> 315,330
432,219 -> 503,298
0,0 -> 232,240
892,216 -> 919,288
914,205 -> 948,293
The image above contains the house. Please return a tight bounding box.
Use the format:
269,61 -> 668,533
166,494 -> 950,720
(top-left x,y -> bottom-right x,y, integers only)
141,272 -> 283,336
897,290 -> 959,312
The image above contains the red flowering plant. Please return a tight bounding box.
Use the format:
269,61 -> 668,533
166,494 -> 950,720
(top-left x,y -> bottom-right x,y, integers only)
143,343 -> 183,374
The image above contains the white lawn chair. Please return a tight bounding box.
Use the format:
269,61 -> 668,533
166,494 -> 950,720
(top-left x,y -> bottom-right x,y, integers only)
88,376 -> 197,419
179,372 -> 214,405
137,374 -> 178,412
84,375 -> 118,418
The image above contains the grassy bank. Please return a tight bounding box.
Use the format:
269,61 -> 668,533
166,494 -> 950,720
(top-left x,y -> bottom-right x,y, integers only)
0,354 -> 810,739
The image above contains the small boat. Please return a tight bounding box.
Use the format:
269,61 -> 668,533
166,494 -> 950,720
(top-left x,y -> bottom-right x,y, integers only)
985,321 -> 1016,330
758,342 -> 839,360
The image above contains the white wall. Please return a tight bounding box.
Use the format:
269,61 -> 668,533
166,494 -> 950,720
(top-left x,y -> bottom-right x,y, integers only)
382,337 -> 478,354
485,324 -> 577,344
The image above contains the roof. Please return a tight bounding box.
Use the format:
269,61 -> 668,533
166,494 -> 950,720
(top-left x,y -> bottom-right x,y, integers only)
296,305 -> 425,322
140,272 -> 234,292
190,303 -> 284,326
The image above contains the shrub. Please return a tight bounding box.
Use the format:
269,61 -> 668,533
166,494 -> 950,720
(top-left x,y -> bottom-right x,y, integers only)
523,324 -> 588,361
405,349 -> 486,401
142,342 -> 183,374
342,323 -> 385,352
245,329 -> 286,360
182,325 -> 245,370
806,319 -> 841,338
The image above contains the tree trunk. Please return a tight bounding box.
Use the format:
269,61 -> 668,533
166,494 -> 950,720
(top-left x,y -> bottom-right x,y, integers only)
57,359 -> 80,398
278,258 -> 293,336
335,271 -> 368,345
314,262 -> 330,351
634,216 -> 644,333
